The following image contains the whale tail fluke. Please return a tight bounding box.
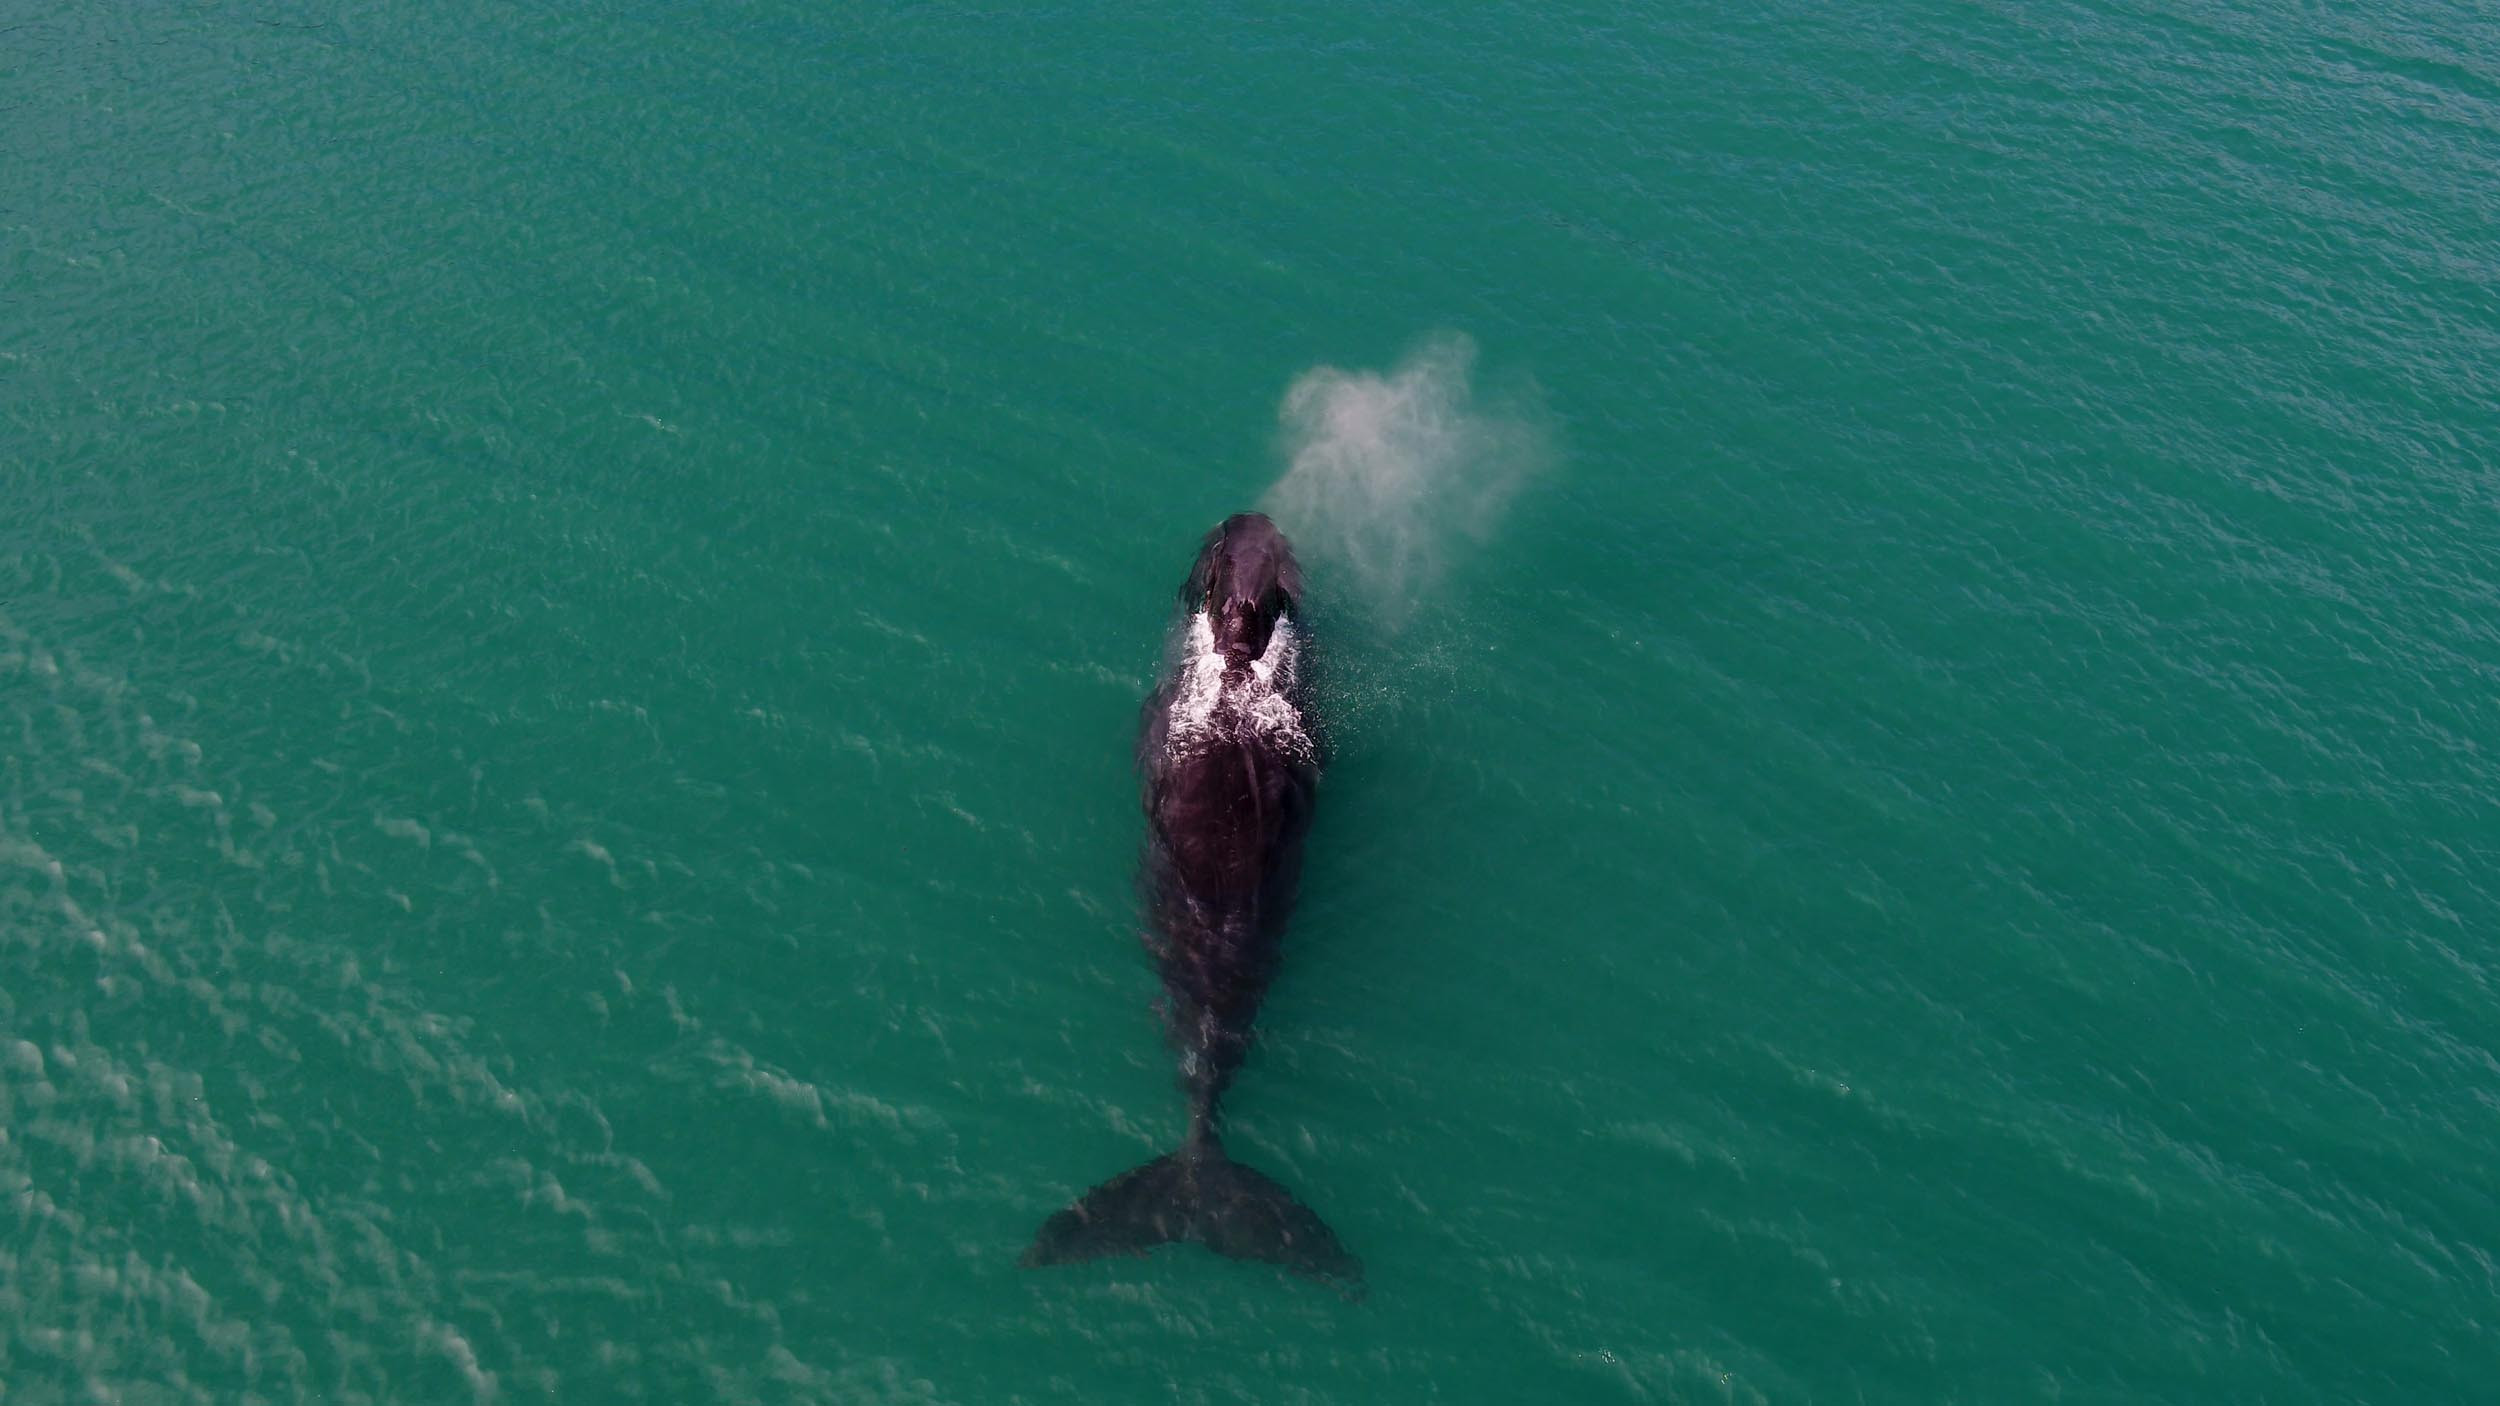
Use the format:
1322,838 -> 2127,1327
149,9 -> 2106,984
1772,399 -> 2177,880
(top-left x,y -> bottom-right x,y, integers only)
1022,1143 -> 1361,1291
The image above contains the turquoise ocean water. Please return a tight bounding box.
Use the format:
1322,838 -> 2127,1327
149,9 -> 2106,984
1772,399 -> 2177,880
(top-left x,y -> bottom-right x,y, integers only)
7,2 -> 2499,1400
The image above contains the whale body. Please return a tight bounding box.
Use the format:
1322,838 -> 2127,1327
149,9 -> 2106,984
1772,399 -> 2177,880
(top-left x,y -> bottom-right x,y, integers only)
1022,512 -> 1359,1289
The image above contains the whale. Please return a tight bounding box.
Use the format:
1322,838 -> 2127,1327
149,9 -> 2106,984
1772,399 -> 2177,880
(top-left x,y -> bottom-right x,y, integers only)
1022,512 -> 1360,1289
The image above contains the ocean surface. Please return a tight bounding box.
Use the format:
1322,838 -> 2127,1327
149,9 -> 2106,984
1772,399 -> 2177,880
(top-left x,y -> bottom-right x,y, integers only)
7,1 -> 2499,1400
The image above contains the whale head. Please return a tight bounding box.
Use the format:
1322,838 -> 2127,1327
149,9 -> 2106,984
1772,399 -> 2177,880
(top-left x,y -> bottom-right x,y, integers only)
1183,513 -> 1303,663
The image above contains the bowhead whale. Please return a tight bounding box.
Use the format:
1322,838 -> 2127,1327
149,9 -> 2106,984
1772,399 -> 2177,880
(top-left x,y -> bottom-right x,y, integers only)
1022,512 -> 1359,1289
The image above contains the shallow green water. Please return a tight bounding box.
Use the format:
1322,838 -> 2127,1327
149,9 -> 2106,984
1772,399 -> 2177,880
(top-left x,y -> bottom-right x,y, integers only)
7,1 -> 2499,1400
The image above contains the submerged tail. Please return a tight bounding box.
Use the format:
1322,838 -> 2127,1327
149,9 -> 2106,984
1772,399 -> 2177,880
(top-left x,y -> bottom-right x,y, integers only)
1022,1138 -> 1361,1290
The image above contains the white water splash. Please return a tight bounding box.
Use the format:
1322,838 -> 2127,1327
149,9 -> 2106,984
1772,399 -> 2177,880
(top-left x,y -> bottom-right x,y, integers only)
1162,612 -> 1312,762
1261,333 -> 1550,628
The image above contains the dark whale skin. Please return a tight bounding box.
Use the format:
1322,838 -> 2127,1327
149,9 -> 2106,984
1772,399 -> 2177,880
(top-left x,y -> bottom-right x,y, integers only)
1023,513 -> 1359,1290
